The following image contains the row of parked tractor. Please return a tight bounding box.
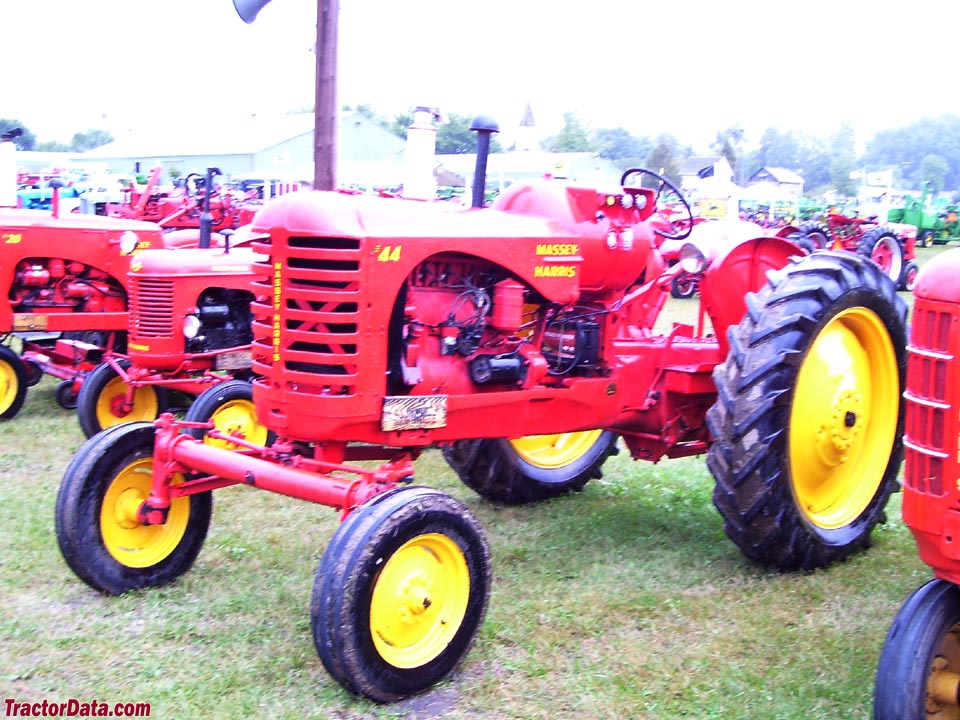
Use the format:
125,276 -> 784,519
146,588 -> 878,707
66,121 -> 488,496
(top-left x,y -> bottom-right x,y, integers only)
3,117 -> 958,715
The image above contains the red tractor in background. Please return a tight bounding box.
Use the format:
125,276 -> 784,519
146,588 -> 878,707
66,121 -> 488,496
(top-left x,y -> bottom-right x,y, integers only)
0,168 -> 238,418
55,116 -> 909,703
795,211 -> 918,291
105,166 -> 260,233
74,231 -> 266,438
875,248 -> 960,718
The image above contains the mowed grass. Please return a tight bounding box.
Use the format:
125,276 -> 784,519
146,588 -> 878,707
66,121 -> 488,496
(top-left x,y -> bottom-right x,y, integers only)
0,243 -> 951,719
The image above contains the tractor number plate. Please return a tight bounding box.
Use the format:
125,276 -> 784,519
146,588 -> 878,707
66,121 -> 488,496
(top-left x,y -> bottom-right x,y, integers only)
215,350 -> 253,371
13,313 -> 48,331
381,395 -> 447,431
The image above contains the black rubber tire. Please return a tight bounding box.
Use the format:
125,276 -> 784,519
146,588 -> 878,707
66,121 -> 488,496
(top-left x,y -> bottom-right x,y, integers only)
787,232 -> 814,255
857,226 -> 904,284
55,422 -> 212,595
670,272 -> 698,299
76,360 -> 169,439
0,344 -> 28,420
23,359 -> 43,387
442,431 -> 619,504
874,579 -> 960,719
918,230 -> 935,248
799,221 -> 831,250
900,261 -> 919,293
706,251 -> 907,571
183,379 -> 272,447
55,379 -> 79,410
312,486 -> 491,702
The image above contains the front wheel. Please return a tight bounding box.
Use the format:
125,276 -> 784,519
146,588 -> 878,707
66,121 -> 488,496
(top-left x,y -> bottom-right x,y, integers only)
442,430 -> 618,504
183,379 -> 272,448
312,486 -> 491,702
76,360 -> 168,438
900,261 -> 919,293
671,272 -> 698,299
55,422 -> 212,594
0,344 -> 27,419
874,579 -> 960,719
919,230 -> 935,248
706,251 -> 906,570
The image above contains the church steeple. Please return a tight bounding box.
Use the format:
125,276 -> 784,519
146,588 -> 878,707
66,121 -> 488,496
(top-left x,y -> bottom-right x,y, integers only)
515,101 -> 539,152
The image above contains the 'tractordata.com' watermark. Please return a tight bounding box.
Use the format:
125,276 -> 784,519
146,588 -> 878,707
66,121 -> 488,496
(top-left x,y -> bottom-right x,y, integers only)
4,699 -> 150,718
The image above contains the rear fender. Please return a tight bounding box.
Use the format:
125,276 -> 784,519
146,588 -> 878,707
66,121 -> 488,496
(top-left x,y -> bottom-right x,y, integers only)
700,236 -> 802,357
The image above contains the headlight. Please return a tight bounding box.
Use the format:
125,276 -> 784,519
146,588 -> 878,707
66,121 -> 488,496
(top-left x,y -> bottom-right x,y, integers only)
678,244 -> 707,274
183,314 -> 201,339
118,230 -> 139,255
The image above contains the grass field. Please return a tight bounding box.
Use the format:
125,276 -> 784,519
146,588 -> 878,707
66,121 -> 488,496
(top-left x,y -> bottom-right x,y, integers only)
0,243 -> 951,719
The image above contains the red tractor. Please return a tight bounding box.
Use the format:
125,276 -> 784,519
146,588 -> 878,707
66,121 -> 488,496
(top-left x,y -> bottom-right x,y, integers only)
55,137 -> 908,702
0,185 -> 173,417
106,167 -> 259,233
796,212 -> 918,291
874,247 -> 960,718
74,232 -> 266,438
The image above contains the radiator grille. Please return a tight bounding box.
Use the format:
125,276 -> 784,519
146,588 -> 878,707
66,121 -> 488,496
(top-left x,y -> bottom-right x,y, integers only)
904,301 -> 956,497
131,277 -> 175,337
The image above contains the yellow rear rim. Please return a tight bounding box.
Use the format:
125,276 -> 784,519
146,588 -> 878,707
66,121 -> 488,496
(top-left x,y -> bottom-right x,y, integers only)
0,358 -> 18,413
96,376 -> 160,428
789,307 -> 899,530
100,458 -> 190,568
509,430 -> 605,469
370,533 -> 470,669
204,398 -> 268,449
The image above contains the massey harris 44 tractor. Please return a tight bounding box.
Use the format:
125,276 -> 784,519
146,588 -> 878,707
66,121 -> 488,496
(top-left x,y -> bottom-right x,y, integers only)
874,248 -> 960,718
56,159 -> 908,702
74,232 -> 265,438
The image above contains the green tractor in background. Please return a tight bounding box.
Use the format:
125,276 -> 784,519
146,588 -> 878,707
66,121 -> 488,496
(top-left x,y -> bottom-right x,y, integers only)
887,182 -> 960,247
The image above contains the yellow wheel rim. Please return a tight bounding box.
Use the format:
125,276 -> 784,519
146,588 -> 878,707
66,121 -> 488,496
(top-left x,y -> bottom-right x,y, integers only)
509,430 -> 605,469
204,398 -> 268,449
370,533 -> 470,669
0,358 -> 18,413
100,458 -> 190,568
789,307 -> 899,530
926,622 -> 960,718
96,376 -> 160,429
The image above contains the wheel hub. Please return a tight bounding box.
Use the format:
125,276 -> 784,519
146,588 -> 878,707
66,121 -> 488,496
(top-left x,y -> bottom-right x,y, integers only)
815,389 -> 864,464
114,488 -> 146,529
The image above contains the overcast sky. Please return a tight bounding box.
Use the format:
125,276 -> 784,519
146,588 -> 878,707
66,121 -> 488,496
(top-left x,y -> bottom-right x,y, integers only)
3,0 -> 960,153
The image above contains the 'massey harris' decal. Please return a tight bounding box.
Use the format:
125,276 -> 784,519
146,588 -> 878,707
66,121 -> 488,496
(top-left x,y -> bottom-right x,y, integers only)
534,265 -> 577,278
535,243 -> 580,257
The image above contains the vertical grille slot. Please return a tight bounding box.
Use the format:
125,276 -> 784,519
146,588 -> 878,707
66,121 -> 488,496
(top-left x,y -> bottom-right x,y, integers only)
131,277 -> 175,337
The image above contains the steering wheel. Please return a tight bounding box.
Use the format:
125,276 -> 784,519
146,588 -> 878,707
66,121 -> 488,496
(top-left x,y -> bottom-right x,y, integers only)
620,167 -> 694,240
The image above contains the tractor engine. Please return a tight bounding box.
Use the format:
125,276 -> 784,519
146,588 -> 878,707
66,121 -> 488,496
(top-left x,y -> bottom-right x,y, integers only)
184,287 -> 255,354
9,257 -> 126,314
396,255 -> 603,395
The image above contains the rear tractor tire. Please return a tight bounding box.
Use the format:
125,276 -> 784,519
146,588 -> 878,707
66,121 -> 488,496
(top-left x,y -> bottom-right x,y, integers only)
184,379 -> 272,448
857,226 -> 904,284
706,250 -> 906,571
55,422 -> 212,594
0,344 -> 28,419
312,486 -> 491,702
874,579 -> 960,719
442,430 -> 618,504
76,360 -> 169,438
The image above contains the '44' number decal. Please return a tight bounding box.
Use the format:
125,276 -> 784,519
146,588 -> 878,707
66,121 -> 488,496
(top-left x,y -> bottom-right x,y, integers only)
375,245 -> 402,262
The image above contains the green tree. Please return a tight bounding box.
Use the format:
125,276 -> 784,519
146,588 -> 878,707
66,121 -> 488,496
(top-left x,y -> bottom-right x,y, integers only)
0,119 -> 36,150
70,129 -> 114,152
756,127 -> 801,169
829,123 -> 858,197
34,140 -> 71,151
594,127 -> 653,171
542,113 -> 596,153
920,153 -> 950,194
711,126 -> 745,183
645,134 -> 684,185
436,113 -> 502,154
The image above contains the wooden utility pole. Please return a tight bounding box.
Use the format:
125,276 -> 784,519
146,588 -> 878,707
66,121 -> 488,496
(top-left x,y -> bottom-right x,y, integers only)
314,0 -> 338,190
